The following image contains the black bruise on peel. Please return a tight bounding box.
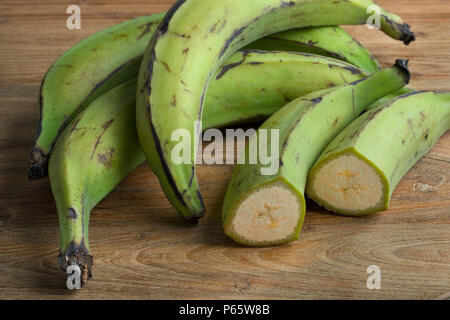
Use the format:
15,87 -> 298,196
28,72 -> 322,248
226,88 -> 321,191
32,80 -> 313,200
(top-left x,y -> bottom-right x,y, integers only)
311,97 -> 323,104
137,21 -> 155,40
328,63 -> 363,75
219,25 -> 249,59
68,208 -> 77,219
216,51 -> 250,80
89,119 -> 114,161
280,1 -> 295,7
340,65 -> 363,75
157,0 -> 186,35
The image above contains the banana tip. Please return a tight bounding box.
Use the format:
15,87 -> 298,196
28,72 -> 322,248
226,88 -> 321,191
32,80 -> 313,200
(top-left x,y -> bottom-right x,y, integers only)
27,164 -> 47,180
400,24 -> 415,45
394,59 -> 411,84
28,148 -> 48,179
58,242 -> 93,287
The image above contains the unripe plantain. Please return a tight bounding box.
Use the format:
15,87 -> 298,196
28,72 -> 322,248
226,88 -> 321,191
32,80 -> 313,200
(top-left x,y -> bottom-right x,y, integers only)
137,0 -> 415,219
30,13 -> 165,179
247,26 -> 381,73
29,12 -> 379,179
306,91 -> 450,216
222,60 -> 410,247
50,81 -> 141,286
50,51 -> 366,286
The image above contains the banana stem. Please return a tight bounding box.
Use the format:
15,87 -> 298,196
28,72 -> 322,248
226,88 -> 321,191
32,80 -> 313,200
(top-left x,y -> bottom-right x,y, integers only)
58,241 -> 93,287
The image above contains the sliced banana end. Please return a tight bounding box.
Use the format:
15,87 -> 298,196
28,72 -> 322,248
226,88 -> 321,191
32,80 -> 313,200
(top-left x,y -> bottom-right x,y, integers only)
227,181 -> 303,246
310,154 -> 386,215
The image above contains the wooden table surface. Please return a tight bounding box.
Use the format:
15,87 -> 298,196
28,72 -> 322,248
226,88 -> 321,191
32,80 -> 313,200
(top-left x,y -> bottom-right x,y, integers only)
0,0 -> 449,300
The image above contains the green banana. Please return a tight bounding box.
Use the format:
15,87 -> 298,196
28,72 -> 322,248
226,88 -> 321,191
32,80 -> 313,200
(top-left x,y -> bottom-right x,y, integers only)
306,91 -> 450,216
29,13 -> 165,179
136,0 -> 415,220
30,13 -> 380,180
203,50 -> 367,127
222,60 -> 410,247
247,26 -> 381,73
50,51 -> 366,286
50,81 -> 141,285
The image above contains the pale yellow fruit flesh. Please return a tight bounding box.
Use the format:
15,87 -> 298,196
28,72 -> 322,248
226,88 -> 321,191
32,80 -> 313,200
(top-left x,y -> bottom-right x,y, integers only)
231,184 -> 300,243
311,155 -> 384,212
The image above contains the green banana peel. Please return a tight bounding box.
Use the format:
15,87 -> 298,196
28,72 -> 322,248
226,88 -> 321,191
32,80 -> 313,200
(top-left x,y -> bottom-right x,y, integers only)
306,91 -> 450,216
247,26 -> 381,73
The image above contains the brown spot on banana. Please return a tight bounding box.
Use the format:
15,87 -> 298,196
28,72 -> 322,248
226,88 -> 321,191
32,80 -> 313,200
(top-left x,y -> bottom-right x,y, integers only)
67,208 -> 77,219
170,95 -> 177,107
89,119 -> 114,161
137,21 -> 154,40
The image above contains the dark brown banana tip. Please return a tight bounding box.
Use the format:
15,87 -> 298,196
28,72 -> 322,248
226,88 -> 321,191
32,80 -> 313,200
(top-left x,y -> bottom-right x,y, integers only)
58,241 -> 93,287
28,164 -> 47,180
394,59 -> 410,84
28,148 -> 48,179
400,23 -> 415,45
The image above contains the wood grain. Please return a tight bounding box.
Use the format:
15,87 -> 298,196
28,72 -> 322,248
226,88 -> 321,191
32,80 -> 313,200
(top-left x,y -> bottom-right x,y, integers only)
0,0 -> 449,299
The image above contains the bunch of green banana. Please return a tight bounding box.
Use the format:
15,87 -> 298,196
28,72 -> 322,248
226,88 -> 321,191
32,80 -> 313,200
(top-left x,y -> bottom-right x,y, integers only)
306,91 -> 450,216
221,60 -> 410,246
50,51 -> 367,286
136,0 -> 415,220
29,12 -> 380,180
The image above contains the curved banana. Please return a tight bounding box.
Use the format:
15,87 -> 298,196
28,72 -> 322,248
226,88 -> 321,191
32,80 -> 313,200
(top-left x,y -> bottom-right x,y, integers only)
49,80 -> 141,286
50,51 -> 366,286
203,50 -> 367,127
29,13 -> 165,179
136,0 -> 415,219
247,26 -> 380,73
30,13 -> 379,180
306,91 -> 450,216
222,60 -> 410,247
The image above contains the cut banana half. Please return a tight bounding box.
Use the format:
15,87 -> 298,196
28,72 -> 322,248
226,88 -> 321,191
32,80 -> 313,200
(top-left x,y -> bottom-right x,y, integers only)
307,91 -> 450,216
308,152 -> 387,213
227,180 -> 304,246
